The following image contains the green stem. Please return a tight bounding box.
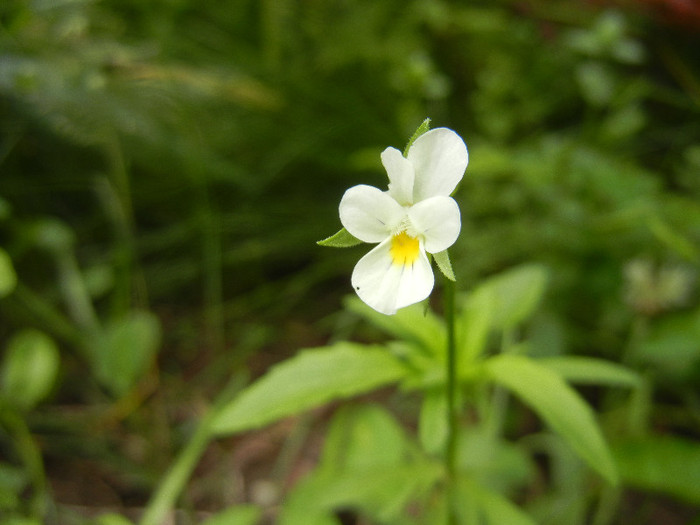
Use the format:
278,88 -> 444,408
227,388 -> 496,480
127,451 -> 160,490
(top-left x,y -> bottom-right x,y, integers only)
444,279 -> 459,524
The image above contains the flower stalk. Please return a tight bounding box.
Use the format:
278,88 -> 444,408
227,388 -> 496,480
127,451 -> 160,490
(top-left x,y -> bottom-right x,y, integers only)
444,277 -> 459,524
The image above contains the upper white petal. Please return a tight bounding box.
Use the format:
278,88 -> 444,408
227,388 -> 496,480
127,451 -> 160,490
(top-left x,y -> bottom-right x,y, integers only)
351,239 -> 434,315
381,147 -> 415,206
407,128 -> 468,202
407,196 -> 461,254
339,185 -> 405,243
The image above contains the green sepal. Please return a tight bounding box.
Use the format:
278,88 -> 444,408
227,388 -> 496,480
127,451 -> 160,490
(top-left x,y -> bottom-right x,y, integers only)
403,118 -> 431,157
433,250 -> 456,281
317,228 -> 363,248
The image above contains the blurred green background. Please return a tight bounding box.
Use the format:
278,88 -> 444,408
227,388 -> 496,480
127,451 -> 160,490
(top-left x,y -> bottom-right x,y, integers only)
1,0 -> 699,523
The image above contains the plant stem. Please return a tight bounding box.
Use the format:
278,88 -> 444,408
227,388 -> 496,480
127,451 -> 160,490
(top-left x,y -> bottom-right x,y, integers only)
444,278 -> 459,524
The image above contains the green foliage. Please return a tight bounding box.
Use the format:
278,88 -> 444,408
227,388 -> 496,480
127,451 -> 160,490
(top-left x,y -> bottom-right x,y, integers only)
614,436 -> 700,505
485,354 -> 618,484
317,228 -> 363,248
93,310 -> 161,398
200,505 -> 262,525
211,343 -> 408,436
0,249 -> 17,299
1,330 -> 60,411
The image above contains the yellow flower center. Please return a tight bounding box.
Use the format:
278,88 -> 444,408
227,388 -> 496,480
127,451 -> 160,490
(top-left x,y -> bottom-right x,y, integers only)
390,232 -> 420,266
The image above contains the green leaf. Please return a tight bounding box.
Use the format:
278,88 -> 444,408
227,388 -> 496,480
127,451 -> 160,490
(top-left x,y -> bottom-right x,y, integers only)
419,390 -> 448,455
486,354 -> 618,484
0,248 -> 17,299
317,228 -> 363,248
211,343 -> 408,436
458,477 -> 537,525
1,330 -> 60,410
280,462 -> 442,525
457,287 -> 495,365
92,514 -> 135,525
475,264 -> 548,329
94,311 -> 161,398
433,250 -> 456,281
200,505 -> 262,525
538,356 -> 641,388
614,436 -> 700,504
403,118 -> 431,156
320,404 -> 406,474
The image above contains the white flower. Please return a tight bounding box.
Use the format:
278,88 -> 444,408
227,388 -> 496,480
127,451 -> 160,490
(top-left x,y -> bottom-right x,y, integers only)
339,128 -> 468,315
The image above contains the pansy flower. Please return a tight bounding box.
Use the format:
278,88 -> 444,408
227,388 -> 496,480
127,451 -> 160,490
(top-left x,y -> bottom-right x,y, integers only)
338,127 -> 468,315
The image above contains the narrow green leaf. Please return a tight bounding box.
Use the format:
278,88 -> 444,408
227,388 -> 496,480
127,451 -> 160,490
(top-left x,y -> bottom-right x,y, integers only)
0,248 -> 17,299
200,505 -> 262,525
403,118 -> 431,156
614,436 -> 700,504
539,356 -> 641,388
433,250 -> 456,281
458,478 -> 537,525
419,390 -> 448,455
317,228 -> 363,248
211,343 -> 408,436
486,354 -> 618,484
474,264 -> 548,329
457,287 -> 495,365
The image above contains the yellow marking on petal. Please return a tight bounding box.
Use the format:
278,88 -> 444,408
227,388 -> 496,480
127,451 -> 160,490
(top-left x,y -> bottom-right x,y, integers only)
390,232 -> 420,266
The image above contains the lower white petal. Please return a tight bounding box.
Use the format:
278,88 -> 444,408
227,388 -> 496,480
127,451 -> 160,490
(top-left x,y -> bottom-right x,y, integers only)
351,238 -> 434,315
407,196 -> 461,253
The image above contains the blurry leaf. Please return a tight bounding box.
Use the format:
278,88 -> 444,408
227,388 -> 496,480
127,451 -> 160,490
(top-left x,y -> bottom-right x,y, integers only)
320,404 -> 406,474
345,296 -> 445,357
614,436 -> 700,504
633,308 -> 700,379
94,311 -> 161,398
1,330 -> 60,410
486,354 -> 618,484
0,248 -> 17,299
92,514 -> 134,525
200,505 -> 262,525
317,228 -> 363,248
458,477 -> 537,525
280,462 -> 441,525
211,343 -> 408,436
576,61 -> 615,107
458,429 -> 535,495
419,390 -> 448,455
647,216 -> 700,262
538,356 -> 641,387
433,250 -> 456,281
473,264 -> 548,330
0,463 -> 28,511
457,287 -> 495,364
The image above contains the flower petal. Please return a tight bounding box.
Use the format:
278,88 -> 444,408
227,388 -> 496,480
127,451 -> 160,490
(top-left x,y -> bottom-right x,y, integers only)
351,238 -> 434,315
408,196 -> 461,253
407,128 -> 468,202
381,147 -> 415,206
339,185 -> 405,243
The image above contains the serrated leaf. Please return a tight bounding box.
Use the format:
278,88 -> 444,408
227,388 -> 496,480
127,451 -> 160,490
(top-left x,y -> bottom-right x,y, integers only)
433,250 -> 455,281
404,118 -> 431,156
317,228 -> 363,248
486,354 -> 618,484
211,343 -> 408,436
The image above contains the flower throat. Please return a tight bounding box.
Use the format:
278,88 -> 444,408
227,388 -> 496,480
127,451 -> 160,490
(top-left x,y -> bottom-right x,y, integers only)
390,231 -> 420,266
